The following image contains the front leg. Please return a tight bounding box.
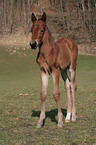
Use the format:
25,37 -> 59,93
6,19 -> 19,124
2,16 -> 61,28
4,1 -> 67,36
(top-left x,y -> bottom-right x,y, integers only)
36,70 -> 49,128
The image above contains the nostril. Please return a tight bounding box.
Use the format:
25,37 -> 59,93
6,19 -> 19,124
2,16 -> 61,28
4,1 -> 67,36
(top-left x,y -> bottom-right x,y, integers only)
32,40 -> 35,44
30,40 -> 36,45
30,40 -> 37,49
30,40 -> 34,46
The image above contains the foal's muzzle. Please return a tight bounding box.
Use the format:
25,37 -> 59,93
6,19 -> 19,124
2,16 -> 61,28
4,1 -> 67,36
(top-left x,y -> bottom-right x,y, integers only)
30,40 -> 37,49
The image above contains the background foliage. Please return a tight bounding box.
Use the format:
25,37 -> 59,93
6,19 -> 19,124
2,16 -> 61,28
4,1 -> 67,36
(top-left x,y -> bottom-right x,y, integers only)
0,0 -> 96,39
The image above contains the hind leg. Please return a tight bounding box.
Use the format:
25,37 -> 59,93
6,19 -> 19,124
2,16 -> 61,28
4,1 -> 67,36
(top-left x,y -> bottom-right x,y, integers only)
65,78 -> 71,122
70,68 -> 77,122
60,68 -> 71,122
52,68 -> 63,127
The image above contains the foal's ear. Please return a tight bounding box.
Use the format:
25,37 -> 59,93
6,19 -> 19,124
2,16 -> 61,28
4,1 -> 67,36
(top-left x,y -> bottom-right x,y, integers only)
31,13 -> 37,22
42,12 -> 46,23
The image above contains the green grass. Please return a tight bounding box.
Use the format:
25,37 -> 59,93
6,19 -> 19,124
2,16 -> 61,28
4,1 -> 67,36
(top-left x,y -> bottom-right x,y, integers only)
0,46 -> 96,145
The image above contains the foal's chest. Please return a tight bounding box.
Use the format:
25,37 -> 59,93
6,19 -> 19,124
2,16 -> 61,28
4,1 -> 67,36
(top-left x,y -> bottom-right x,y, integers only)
36,51 -> 55,74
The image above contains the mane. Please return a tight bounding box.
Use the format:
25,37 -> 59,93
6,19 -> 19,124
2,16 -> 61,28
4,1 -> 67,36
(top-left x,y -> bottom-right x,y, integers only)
46,26 -> 54,40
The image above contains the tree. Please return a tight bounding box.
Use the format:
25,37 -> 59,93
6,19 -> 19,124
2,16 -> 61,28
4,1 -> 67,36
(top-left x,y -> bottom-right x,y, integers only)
22,0 -> 26,24
66,0 -> 70,32
27,0 -> 30,31
60,0 -> 65,29
0,0 -> 95,38
10,0 -> 14,33
4,0 -> 7,30
0,0 -> 3,32
38,0 -> 51,12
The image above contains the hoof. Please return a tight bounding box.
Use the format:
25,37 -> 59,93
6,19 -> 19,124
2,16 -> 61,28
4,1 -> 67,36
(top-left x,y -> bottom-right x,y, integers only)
58,122 -> 63,128
36,122 -> 43,128
65,112 -> 71,123
72,117 -> 76,122
65,119 -> 70,123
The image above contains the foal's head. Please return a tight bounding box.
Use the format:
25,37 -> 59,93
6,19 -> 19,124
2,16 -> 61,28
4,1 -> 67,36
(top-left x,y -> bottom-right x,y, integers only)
30,12 -> 46,49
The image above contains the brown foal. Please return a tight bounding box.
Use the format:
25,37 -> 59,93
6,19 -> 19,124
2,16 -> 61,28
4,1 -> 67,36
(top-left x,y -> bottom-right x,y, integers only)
30,12 -> 78,128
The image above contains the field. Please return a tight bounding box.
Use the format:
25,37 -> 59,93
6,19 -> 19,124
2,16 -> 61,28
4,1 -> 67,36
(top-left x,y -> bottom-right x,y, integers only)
0,45 -> 96,145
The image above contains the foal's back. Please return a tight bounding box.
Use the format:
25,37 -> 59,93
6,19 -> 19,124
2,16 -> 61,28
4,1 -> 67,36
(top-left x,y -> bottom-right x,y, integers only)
56,38 -> 78,70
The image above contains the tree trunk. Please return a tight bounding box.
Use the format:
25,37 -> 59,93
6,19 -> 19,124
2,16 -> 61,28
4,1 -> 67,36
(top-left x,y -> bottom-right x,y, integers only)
6,0 -> 9,28
27,0 -> 30,31
10,0 -> 14,33
94,0 -> 96,30
88,0 -> 92,30
81,0 -> 86,30
51,0 -> 54,8
60,0 -> 65,29
31,0 -> 34,8
0,4 -> 1,32
4,0 -> 7,31
77,0 -> 81,22
66,0 -> 70,32
39,0 -> 51,12
16,0 -> 19,25
22,0 -> 26,23
19,0 -> 22,23
0,0 -> 3,32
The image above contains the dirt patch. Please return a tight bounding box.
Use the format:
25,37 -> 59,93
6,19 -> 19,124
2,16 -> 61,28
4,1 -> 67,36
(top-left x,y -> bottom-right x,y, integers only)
78,43 -> 96,56
0,30 -> 31,48
0,31 -> 96,56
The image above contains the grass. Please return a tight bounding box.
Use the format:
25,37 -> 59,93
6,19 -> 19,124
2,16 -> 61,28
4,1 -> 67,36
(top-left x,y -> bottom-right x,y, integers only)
0,45 -> 96,145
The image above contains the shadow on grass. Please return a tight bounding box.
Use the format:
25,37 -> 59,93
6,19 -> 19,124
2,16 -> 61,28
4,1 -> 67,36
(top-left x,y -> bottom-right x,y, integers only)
32,108 -> 67,126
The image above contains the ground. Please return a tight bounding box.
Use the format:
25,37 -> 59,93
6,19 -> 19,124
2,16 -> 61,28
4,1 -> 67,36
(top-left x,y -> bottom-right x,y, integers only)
0,45 -> 96,144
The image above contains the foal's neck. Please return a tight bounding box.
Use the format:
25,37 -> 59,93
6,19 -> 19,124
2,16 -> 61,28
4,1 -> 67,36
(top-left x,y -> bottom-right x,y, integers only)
42,26 -> 56,51
40,26 -> 59,67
